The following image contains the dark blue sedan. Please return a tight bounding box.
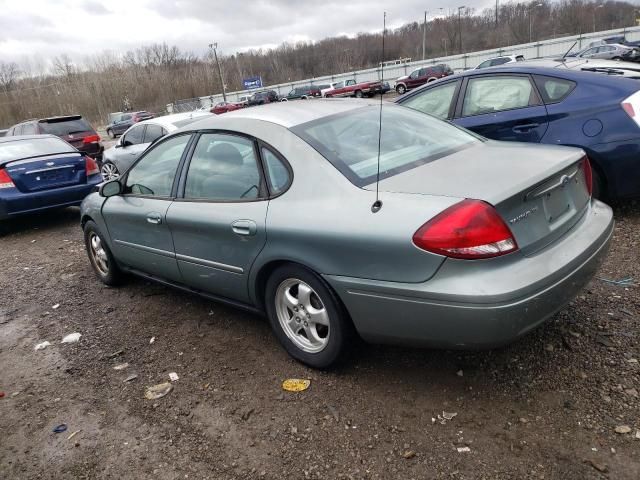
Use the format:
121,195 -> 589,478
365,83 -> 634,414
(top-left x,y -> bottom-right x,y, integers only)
395,66 -> 640,199
0,135 -> 102,222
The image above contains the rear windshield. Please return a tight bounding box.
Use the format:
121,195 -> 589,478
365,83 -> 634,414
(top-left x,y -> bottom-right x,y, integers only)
0,137 -> 76,163
292,105 -> 481,186
39,117 -> 93,136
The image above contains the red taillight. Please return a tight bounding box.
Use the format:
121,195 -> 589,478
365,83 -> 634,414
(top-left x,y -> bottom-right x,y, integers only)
0,168 -> 15,189
413,199 -> 518,259
83,134 -> 100,144
85,156 -> 100,176
622,102 -> 635,118
581,156 -> 593,197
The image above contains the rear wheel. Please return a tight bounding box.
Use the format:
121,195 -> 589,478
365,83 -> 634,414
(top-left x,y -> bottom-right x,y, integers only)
396,84 -> 406,94
354,90 -> 363,98
84,221 -> 122,286
591,168 -> 605,200
427,77 -> 438,83
100,162 -> 119,180
265,264 -> 353,368
612,56 -> 622,61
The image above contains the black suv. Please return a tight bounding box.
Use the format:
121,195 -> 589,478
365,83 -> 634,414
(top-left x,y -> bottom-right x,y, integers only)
6,115 -> 104,160
248,90 -> 279,106
283,85 -> 322,100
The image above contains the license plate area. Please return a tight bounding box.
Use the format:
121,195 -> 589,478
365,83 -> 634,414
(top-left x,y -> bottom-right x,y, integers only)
543,185 -> 572,225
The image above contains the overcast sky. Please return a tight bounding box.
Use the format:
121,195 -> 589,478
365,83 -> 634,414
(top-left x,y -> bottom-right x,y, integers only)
0,0 -> 501,67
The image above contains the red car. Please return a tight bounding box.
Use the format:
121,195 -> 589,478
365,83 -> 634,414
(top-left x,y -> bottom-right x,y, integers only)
394,64 -> 454,94
211,101 -> 245,115
324,79 -> 384,98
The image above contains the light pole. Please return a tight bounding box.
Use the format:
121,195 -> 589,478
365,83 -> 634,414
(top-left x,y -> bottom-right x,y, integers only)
593,4 -> 604,32
528,3 -> 543,43
458,6 -> 465,54
209,42 -> 227,102
422,11 -> 428,60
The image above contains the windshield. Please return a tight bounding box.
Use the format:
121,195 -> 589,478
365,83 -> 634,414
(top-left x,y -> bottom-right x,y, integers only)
293,105 -> 481,186
39,117 -> 93,136
0,137 -> 76,163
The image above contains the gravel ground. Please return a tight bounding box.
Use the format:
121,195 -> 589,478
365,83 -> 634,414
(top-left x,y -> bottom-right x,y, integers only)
1,201 -> 639,480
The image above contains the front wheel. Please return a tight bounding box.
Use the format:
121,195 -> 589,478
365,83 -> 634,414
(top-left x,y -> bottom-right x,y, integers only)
107,129 -> 115,139
100,162 -> 119,180
265,265 -> 353,368
396,84 -> 406,95
84,221 -> 122,286
354,90 -> 363,98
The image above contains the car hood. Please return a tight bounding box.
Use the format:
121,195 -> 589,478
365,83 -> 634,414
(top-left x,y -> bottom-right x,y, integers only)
397,75 -> 409,81
368,140 -> 583,205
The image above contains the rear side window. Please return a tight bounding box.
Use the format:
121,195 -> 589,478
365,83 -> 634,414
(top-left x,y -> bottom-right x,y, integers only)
261,147 -> 290,195
144,124 -> 164,143
39,117 -> 93,136
401,81 -> 460,119
533,75 -> 576,103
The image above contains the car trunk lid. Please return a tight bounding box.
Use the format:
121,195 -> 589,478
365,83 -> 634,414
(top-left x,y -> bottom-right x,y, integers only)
4,153 -> 87,193
370,141 -> 591,255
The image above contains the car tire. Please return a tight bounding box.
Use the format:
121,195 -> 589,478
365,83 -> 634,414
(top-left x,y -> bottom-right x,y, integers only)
612,56 -> 622,61
396,84 -> 406,94
107,129 -> 115,139
427,77 -> 438,83
354,90 -> 363,98
265,264 -> 354,369
84,220 -> 122,286
100,162 -> 119,180
591,168 -> 606,200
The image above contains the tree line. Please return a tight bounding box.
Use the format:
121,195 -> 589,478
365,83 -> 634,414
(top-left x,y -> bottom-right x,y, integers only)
0,0 -> 637,127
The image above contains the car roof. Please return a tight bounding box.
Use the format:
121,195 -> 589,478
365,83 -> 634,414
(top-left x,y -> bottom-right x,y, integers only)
136,112 -> 212,129
185,98 -> 380,129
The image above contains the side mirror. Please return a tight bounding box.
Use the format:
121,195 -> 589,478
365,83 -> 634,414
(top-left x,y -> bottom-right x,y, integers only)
99,179 -> 122,197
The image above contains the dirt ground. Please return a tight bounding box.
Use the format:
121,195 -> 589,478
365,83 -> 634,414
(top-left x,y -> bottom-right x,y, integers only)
1,201 -> 639,480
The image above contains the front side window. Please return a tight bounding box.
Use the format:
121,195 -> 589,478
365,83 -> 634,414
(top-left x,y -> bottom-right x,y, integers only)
124,125 -> 145,145
477,60 -> 492,69
184,133 -> 262,201
491,57 -> 511,66
400,81 -> 459,119
462,76 -> 536,116
293,105 -> 481,187
144,124 -> 165,144
22,123 -> 36,135
262,147 -> 290,195
125,134 -> 190,197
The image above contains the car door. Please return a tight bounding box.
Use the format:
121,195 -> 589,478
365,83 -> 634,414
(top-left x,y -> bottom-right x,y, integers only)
398,79 -> 461,120
579,47 -> 599,59
166,132 -> 270,303
102,133 -> 193,282
116,114 -> 133,134
114,124 -> 148,172
454,74 -> 549,143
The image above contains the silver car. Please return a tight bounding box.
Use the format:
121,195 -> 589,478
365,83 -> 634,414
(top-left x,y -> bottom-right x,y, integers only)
80,100 -> 613,368
100,112 -> 212,180
573,43 -> 634,60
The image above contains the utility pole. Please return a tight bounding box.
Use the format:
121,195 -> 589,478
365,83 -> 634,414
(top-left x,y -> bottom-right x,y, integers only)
209,42 -> 227,102
458,6 -> 465,54
422,11 -> 427,60
529,3 -> 542,43
495,0 -> 498,28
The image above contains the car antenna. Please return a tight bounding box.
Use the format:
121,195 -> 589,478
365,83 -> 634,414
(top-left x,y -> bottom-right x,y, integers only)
371,11 -> 386,214
562,40 -> 577,59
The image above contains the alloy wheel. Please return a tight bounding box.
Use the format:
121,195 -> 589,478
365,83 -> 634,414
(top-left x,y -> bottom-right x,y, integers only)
100,162 -> 119,180
89,232 -> 109,276
275,278 -> 330,353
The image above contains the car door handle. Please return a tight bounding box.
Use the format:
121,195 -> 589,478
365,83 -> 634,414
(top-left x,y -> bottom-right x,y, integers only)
146,213 -> 162,225
231,220 -> 257,236
512,123 -> 539,133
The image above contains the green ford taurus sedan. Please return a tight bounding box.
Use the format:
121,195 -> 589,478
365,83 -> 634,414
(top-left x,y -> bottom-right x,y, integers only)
80,99 -> 613,368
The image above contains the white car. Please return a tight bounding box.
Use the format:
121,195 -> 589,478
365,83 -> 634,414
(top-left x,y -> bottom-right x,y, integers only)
521,57 -> 640,78
237,95 -> 251,105
100,111 -> 212,180
475,55 -> 525,69
320,82 -> 340,97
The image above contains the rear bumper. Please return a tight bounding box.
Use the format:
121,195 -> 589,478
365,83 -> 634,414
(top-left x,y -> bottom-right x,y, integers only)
0,179 -> 101,220
324,200 -> 614,348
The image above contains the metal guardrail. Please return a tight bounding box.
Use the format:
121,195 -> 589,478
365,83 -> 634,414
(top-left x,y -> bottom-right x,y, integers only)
168,26 -> 640,112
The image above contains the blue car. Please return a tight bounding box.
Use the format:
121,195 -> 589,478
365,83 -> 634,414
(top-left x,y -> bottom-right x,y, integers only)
395,66 -> 640,199
0,135 -> 102,222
